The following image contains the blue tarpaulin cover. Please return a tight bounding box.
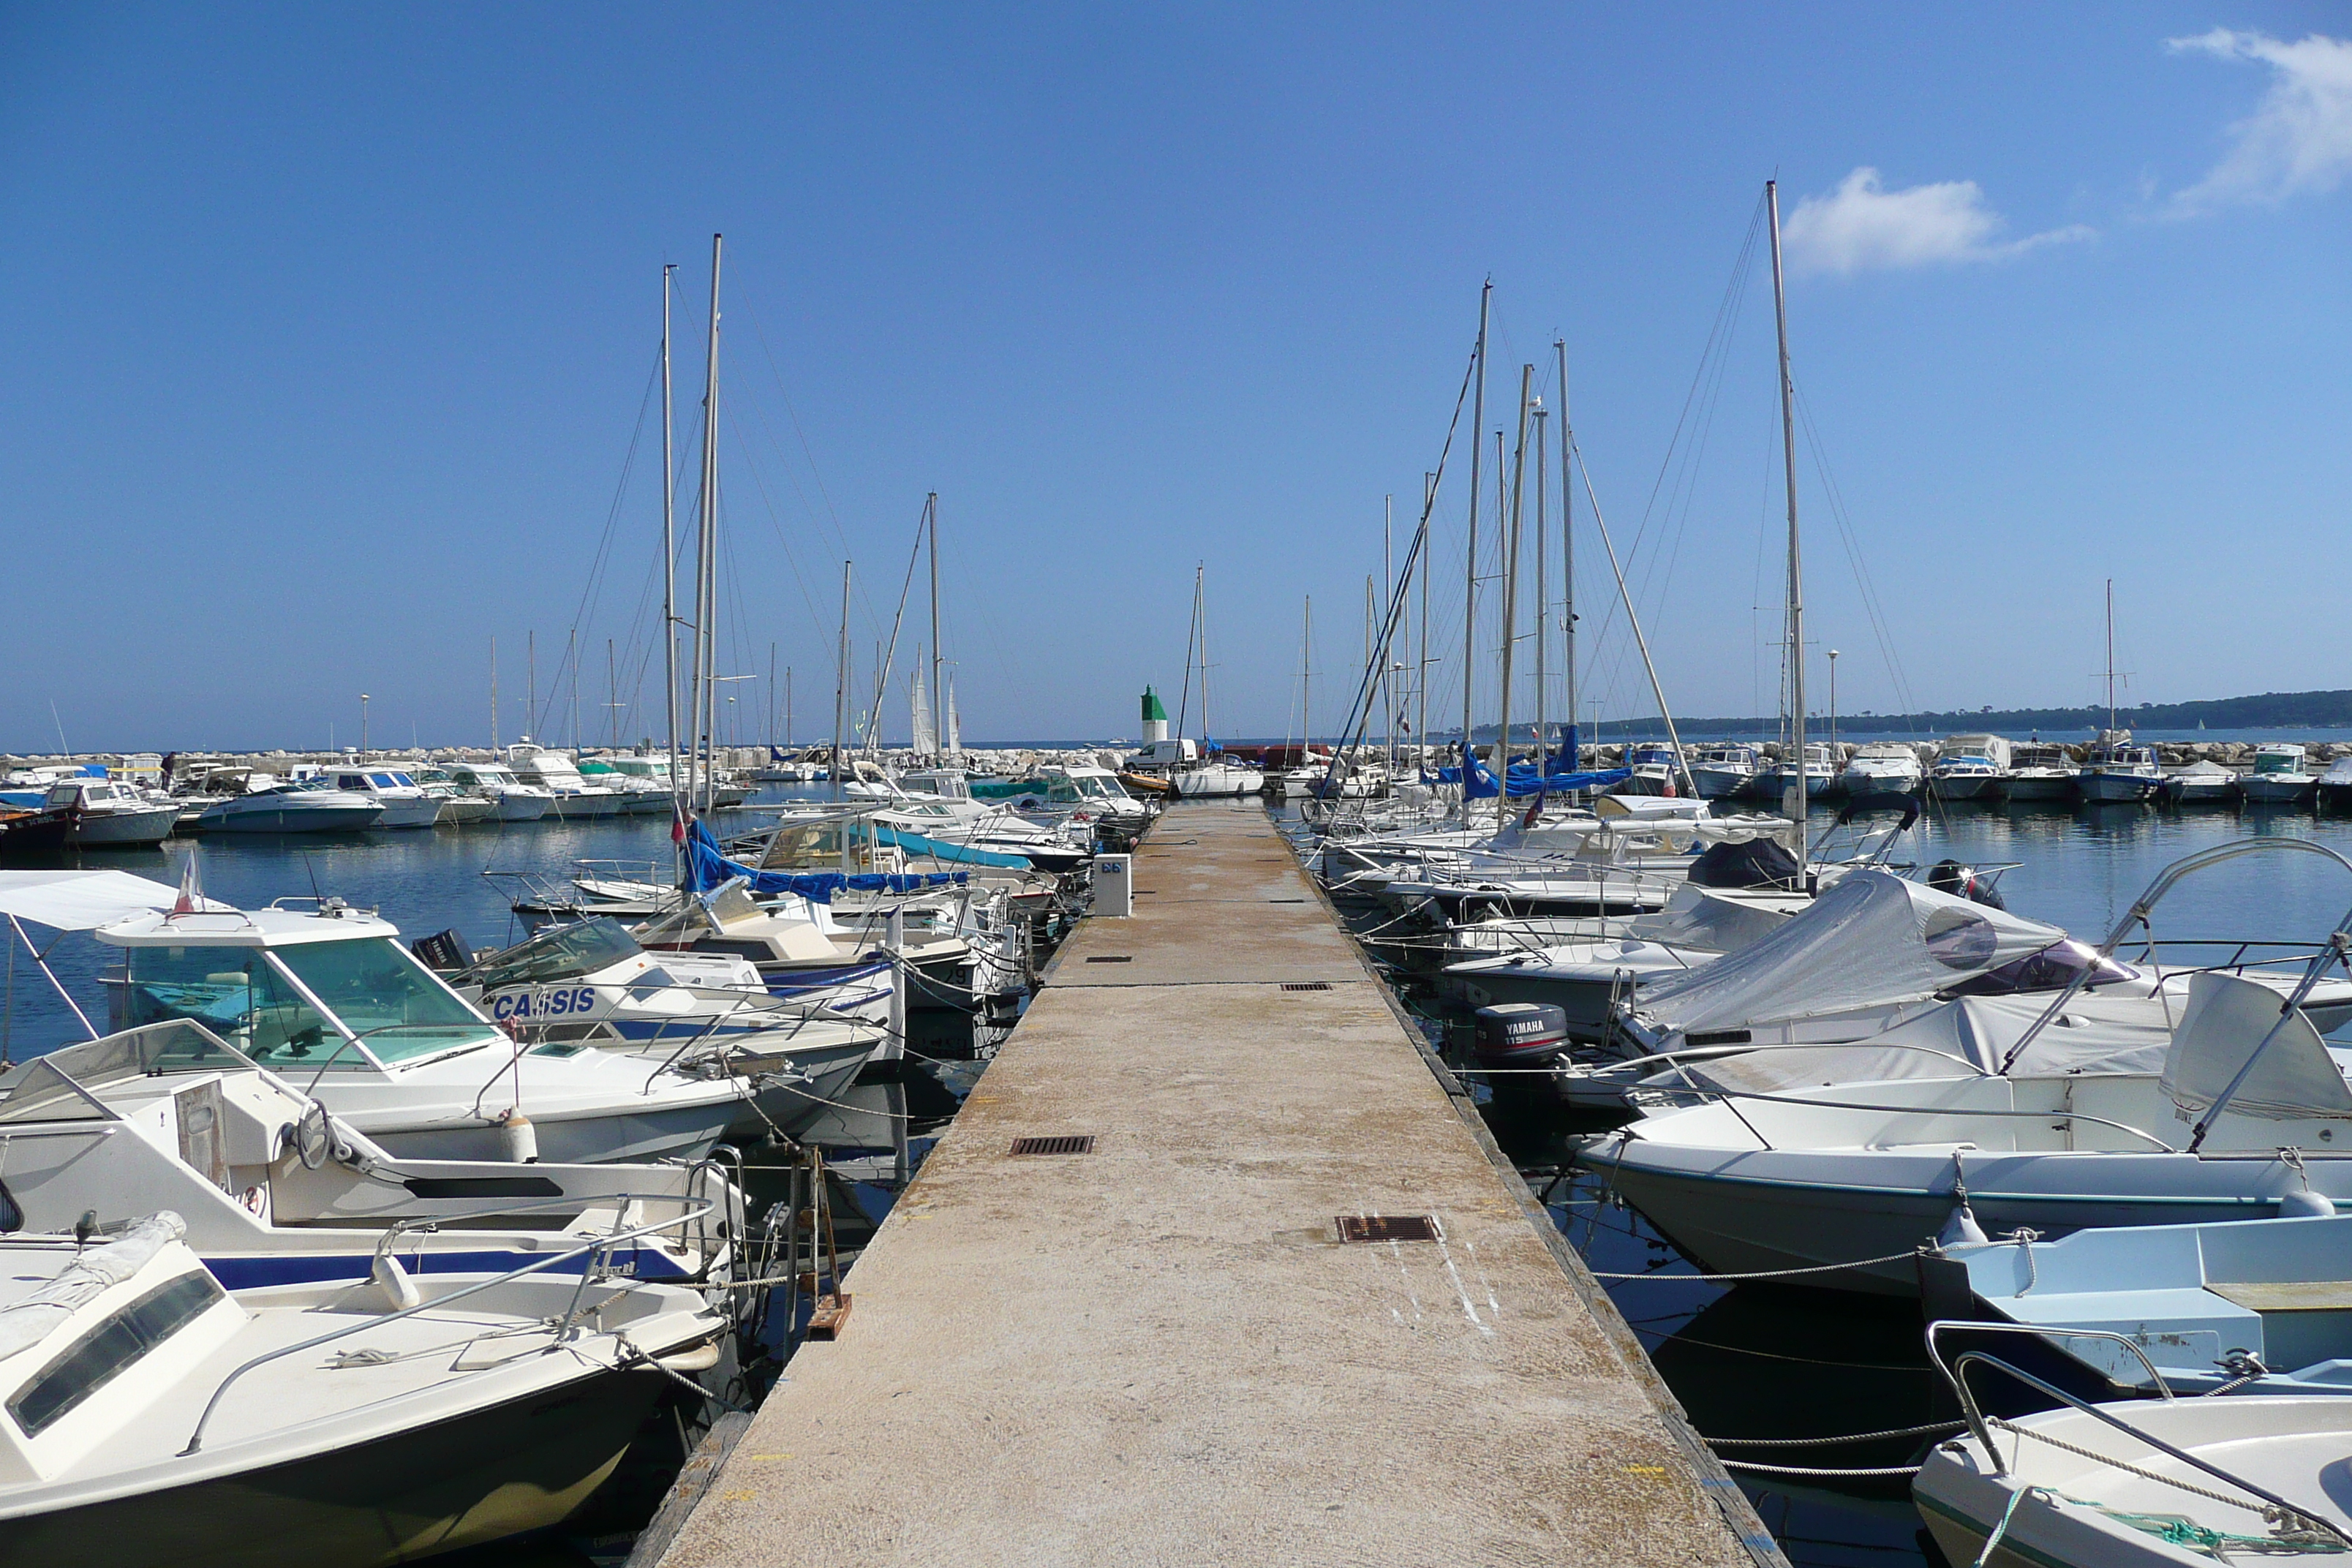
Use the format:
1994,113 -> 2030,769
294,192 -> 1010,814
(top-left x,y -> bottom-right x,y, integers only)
685,821 -> 970,902
1426,743 -> 1629,797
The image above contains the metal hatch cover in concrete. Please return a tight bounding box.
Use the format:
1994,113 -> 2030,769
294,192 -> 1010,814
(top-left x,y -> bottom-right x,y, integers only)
658,801 -> 1781,1568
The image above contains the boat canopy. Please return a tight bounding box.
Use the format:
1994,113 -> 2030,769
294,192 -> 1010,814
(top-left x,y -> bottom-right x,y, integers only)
1679,992 -> 2175,1096
2162,970 -> 2352,1122
1630,870 -> 2067,1040
0,870 -> 226,932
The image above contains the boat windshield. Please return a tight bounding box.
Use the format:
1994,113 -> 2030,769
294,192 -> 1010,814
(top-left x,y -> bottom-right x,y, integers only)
1943,940 -> 2139,998
270,939 -> 495,1063
463,918 -> 643,990
122,939 -> 492,1068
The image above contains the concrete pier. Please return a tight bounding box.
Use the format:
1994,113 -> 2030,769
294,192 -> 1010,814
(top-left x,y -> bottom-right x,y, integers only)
660,799 -> 1782,1567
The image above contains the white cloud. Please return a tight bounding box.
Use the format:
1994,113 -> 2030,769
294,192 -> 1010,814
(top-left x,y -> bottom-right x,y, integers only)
1781,167 -> 2093,277
2167,29 -> 2352,211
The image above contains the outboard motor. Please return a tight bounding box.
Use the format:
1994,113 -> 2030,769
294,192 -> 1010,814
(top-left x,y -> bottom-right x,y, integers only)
1472,1003 -> 1570,1067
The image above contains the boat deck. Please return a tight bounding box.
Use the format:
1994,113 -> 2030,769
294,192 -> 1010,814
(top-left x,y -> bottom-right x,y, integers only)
658,799 -> 1780,1567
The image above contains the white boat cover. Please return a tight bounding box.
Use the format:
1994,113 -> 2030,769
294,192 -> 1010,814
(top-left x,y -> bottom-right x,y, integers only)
1681,992 -> 2176,1096
0,1211 -> 188,1363
0,869 -> 217,931
1629,870 -> 2068,1039
2162,970 -> 2352,1121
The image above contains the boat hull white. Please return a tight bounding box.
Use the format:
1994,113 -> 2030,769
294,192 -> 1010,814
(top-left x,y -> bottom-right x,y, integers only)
65,805 -> 182,846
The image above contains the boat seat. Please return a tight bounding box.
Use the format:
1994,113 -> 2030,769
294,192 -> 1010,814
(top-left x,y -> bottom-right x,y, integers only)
2207,1281 -> 2352,1312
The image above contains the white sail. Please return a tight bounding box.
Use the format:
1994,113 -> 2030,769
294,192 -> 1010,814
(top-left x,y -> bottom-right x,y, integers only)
946,677 -> 962,758
911,661 -> 937,757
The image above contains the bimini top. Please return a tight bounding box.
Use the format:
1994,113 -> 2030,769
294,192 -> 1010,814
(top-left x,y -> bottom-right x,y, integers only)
95,902 -> 399,949
1629,870 -> 2070,1041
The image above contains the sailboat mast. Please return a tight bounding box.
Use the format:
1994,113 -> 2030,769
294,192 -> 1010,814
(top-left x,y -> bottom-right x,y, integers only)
1199,572 -> 1212,746
1301,595 -> 1311,754
1418,472 -> 1432,769
1533,404 -> 1548,763
927,492 -> 942,763
2106,578 -> 2117,731
696,234 -> 723,818
1497,364 -> 1531,817
608,638 -> 619,750
832,562 -> 851,800
1384,494 -> 1395,769
766,641 -> 776,751
1463,282 -> 1489,774
489,636 -> 498,750
1768,181 -> 1806,829
568,629 -> 578,751
661,264 -> 682,845
1556,339 -> 1578,772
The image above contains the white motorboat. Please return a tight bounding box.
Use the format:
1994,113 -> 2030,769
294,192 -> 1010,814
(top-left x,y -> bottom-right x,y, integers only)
2077,730 -> 2164,803
1439,878 -> 1804,1033
442,915 -> 887,1140
1605,869 -> 2083,1060
1952,1211 -> 2352,1396
2323,757 -> 2352,813
421,780 -> 496,826
92,900 -> 766,1163
1839,742 -> 1925,799
2240,743 -> 2318,807
2163,758 -> 2238,804
1687,742 -> 1761,801
302,766 -> 442,829
440,760 -> 554,821
509,745 -> 627,818
1917,1392 -> 2352,1568
2003,742 -> 2078,803
1616,742 -> 1684,796
191,783 -> 384,834
1579,968 -> 2352,1295
581,753 -> 679,814
1751,742 -> 1836,802
1928,735 -> 2011,802
869,796 -> 1090,872
0,1211 -> 725,1568
0,1019 -> 739,1290
41,778 -> 178,847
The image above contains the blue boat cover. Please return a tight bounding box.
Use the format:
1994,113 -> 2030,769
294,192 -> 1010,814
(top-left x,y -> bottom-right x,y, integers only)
1425,742 -> 1629,797
685,821 -> 970,902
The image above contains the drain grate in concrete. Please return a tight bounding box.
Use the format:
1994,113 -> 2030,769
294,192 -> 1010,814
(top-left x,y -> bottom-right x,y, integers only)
1337,1215 -> 1438,1243
1083,955 -> 1134,964
1010,1135 -> 1096,1156
1280,981 -> 1333,992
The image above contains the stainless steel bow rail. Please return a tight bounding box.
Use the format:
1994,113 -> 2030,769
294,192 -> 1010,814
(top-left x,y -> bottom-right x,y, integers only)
177,1195 -> 725,1456
1925,1322 -> 2352,1549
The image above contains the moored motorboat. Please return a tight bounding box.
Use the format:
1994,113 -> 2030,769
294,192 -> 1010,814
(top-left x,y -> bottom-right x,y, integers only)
192,783 -> 384,834
1928,735 -> 2011,802
2162,758 -> 2237,804
1916,1392 -> 2352,1568
2239,743 -> 2318,807
42,778 -> 181,847
0,1211 -> 725,1568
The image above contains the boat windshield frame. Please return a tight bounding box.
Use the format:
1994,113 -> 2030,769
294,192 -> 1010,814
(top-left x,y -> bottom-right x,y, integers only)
120,937 -> 500,1072
460,917 -> 644,990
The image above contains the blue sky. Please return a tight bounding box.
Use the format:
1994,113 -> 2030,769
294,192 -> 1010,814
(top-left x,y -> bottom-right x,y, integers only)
3,4 -> 2348,749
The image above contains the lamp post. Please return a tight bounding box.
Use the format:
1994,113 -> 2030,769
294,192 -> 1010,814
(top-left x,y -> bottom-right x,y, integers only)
360,694 -> 370,758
